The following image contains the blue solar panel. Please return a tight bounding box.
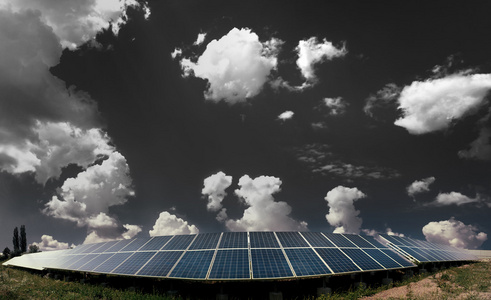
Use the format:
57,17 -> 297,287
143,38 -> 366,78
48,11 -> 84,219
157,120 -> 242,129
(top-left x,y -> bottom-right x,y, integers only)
341,249 -> 383,271
139,236 -> 173,251
301,232 -> 336,247
251,249 -> 293,278
68,254 -> 99,269
398,246 -> 430,262
188,233 -> 221,250
80,243 -> 104,253
218,232 -> 248,249
315,248 -> 360,273
169,250 -> 214,279
342,234 -> 376,248
52,255 -> 81,269
379,249 -> 414,267
363,249 -> 404,269
323,233 -> 356,247
78,253 -> 114,271
91,241 -> 120,253
162,235 -> 196,250
62,255 -> 88,269
276,232 -> 309,248
284,248 -> 331,276
93,252 -> 132,273
120,238 -> 152,252
103,239 -> 134,253
250,232 -> 279,248
137,251 -> 184,277
112,252 -> 156,275
69,244 -> 91,254
208,249 -> 250,279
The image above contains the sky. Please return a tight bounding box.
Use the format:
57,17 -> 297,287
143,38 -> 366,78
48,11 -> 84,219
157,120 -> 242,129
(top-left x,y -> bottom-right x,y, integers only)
0,0 -> 490,252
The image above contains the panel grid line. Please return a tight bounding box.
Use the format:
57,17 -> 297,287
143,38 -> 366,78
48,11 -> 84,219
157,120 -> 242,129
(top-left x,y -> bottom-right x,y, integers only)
205,232 -> 223,280
298,232 -> 335,274
274,232 -> 296,277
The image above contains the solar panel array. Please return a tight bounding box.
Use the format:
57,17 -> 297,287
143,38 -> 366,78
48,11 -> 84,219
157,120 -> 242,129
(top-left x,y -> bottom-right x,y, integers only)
3,232 -> 476,281
379,234 -> 478,263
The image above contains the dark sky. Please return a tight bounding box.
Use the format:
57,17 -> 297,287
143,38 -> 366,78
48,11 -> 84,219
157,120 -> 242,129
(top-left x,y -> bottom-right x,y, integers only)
1,0 -> 490,251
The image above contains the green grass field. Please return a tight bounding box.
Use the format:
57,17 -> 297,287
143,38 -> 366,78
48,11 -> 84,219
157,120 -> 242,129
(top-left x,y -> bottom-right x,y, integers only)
1,261 -> 490,299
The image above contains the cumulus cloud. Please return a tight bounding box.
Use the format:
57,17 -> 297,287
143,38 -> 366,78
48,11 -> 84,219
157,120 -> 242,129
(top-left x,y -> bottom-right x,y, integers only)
422,217 -> 487,249
432,192 -> 480,206
322,97 -> 348,116
278,111 -> 294,121
386,228 -> 405,237
314,162 -> 400,180
407,177 -> 436,197
1,0 -> 150,49
296,37 -> 346,83
364,83 -> 401,117
149,211 -> 199,236
193,32 -> 207,45
201,171 -> 233,212
180,28 -> 281,103
325,186 -> 366,234
32,235 -> 71,251
171,47 -> 182,59
225,175 -> 308,231
394,73 -> 491,134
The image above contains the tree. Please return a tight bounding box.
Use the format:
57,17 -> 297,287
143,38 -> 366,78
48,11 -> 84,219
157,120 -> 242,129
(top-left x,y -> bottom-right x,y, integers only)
12,227 -> 19,253
2,247 -> 10,259
28,244 -> 39,253
20,225 -> 26,253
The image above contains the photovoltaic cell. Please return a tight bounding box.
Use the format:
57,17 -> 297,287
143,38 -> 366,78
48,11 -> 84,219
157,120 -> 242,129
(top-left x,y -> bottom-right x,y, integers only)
50,255 -> 79,269
379,249 -> 415,267
137,251 -> 183,277
284,248 -> 331,276
92,241 -> 120,253
93,252 -> 132,273
276,232 -> 309,248
68,254 -> 99,269
251,249 -> 293,278
218,232 -> 248,249
323,233 -> 356,248
61,255 -> 88,269
170,250 -> 214,279
362,249 -> 403,269
398,246 -> 430,262
315,248 -> 360,273
112,252 -> 156,275
69,244 -> 91,254
341,249 -> 383,271
250,232 -> 279,248
103,239 -> 134,253
342,234 -> 376,248
80,243 -> 104,253
162,235 -> 196,250
301,232 -> 336,247
139,236 -> 173,251
78,253 -> 114,271
120,237 -> 152,252
188,233 -> 221,250
208,249 -> 250,279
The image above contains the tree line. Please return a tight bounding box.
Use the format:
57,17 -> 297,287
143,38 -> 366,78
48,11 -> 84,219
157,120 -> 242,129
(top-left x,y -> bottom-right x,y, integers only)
1,225 -> 39,260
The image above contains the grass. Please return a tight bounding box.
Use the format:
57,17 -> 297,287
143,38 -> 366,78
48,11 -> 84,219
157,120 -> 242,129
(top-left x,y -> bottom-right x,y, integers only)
1,261 -> 490,299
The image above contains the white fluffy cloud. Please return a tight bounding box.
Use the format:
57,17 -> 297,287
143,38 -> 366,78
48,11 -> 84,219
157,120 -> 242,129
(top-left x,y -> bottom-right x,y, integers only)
433,192 -> 480,206
194,32 -> 207,45
32,235 -> 71,251
325,186 -> 366,234
322,97 -> 348,116
180,27 -> 281,103
0,0 -> 150,49
422,217 -> 487,249
225,175 -> 308,231
295,37 -> 346,83
394,74 -> 491,134
407,177 -> 435,197
149,211 -> 199,236
201,171 -> 233,212
386,228 -> 405,237
278,111 -> 294,121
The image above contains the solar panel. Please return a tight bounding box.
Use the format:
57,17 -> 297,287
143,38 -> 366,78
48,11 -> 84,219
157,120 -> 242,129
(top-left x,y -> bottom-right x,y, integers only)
276,232 -> 309,248
69,244 -> 91,254
208,249 -> 250,279
112,252 -> 156,275
323,233 -> 356,247
62,255 -> 88,269
103,239 -> 134,253
93,252 -> 133,273
379,249 -> 415,267
80,243 -> 104,254
300,232 -> 336,247
162,235 -> 196,250
342,234 -> 376,248
92,241 -> 120,253
78,253 -> 114,271
139,236 -> 173,251
120,237 -> 152,252
68,254 -> 99,269
362,249 -> 405,269
137,251 -> 184,277
341,249 -> 383,271
251,248 -> 293,279
250,232 -> 280,248
188,233 -> 221,250
315,248 -> 360,273
284,248 -> 331,277
218,232 -> 248,249
169,250 -> 214,279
